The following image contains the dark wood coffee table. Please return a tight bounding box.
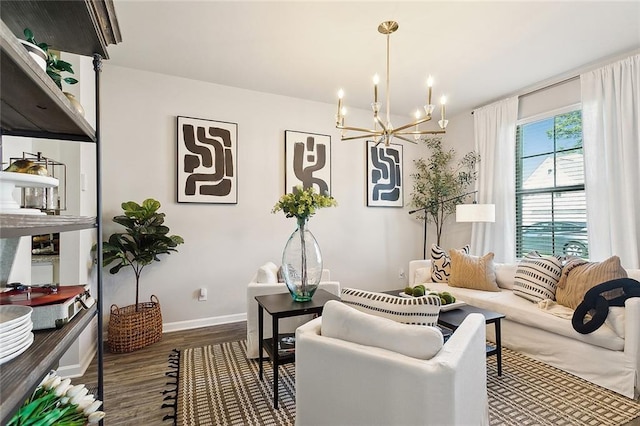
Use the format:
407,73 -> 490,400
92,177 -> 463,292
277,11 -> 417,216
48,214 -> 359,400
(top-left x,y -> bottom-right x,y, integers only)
438,304 -> 505,376
255,289 -> 340,408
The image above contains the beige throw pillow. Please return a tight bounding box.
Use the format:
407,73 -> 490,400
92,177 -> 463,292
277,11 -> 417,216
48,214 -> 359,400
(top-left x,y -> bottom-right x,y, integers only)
555,255 -> 628,310
448,250 -> 500,292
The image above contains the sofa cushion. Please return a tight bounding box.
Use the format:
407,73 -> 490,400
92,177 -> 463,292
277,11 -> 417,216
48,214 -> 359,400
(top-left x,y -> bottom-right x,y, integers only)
513,252 -> 563,302
448,250 -> 500,292
321,300 -> 444,360
556,256 -> 628,309
495,263 -> 517,290
414,267 -> 431,284
431,244 -> 470,283
341,287 -> 440,326
424,281 -> 624,351
256,261 -> 279,283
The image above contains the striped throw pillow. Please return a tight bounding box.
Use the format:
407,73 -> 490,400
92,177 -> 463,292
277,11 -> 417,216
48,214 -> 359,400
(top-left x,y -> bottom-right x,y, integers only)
431,244 -> 470,283
340,288 -> 441,326
513,252 -> 562,302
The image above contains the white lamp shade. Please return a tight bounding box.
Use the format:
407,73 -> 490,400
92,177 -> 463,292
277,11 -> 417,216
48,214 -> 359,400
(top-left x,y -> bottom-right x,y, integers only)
456,204 -> 495,223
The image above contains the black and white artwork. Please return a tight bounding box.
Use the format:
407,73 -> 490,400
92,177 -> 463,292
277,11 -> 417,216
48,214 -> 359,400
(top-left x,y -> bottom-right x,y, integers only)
366,141 -> 403,207
285,130 -> 331,195
177,116 -> 237,204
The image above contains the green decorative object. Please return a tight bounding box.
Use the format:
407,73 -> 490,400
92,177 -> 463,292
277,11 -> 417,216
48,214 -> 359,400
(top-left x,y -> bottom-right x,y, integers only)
272,186 -> 336,301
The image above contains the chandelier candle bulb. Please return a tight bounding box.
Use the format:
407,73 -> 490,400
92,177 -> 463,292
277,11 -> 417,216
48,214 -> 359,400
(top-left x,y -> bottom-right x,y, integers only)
440,96 -> 447,121
373,74 -> 379,102
427,75 -> 433,107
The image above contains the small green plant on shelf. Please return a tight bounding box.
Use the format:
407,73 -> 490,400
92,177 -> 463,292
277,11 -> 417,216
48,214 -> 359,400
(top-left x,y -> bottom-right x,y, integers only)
23,28 -> 78,90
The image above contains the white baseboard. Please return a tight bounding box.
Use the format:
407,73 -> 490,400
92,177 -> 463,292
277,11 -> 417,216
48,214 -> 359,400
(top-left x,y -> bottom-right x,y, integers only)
162,313 -> 247,333
57,345 -> 98,379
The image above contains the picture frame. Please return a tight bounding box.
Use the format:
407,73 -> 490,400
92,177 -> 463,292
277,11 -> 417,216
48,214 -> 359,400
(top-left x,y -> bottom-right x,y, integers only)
284,130 -> 331,195
366,141 -> 403,207
177,116 -> 238,204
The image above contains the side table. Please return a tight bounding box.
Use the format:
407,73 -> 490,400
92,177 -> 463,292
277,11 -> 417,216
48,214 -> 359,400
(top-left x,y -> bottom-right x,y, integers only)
255,289 -> 341,408
437,305 -> 505,376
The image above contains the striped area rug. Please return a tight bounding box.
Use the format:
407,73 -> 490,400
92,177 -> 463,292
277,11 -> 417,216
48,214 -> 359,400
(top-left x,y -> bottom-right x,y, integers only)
165,340 -> 639,426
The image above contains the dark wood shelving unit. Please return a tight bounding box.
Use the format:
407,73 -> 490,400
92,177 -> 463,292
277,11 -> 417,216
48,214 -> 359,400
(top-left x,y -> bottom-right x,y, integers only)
0,21 -> 97,141
0,1 -> 120,423
0,306 -> 98,425
0,214 -> 97,238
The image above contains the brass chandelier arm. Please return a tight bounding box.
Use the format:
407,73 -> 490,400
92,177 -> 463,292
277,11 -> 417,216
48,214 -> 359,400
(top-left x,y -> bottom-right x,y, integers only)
395,129 -> 446,136
392,115 -> 434,133
374,115 -> 389,133
393,134 -> 419,144
340,132 -> 383,141
337,125 -> 379,134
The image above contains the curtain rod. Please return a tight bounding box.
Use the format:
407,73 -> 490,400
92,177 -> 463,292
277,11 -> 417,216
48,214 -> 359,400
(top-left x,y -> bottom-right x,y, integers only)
471,49 -> 639,115
471,75 -> 579,115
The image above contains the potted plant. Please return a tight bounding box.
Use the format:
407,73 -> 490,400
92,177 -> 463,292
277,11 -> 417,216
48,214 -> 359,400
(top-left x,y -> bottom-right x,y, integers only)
23,28 -> 78,89
22,28 -> 84,115
99,198 -> 184,352
410,137 -> 480,246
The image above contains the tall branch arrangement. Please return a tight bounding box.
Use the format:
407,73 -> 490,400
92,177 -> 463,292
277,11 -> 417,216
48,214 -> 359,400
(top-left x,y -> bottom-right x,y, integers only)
410,137 -> 480,246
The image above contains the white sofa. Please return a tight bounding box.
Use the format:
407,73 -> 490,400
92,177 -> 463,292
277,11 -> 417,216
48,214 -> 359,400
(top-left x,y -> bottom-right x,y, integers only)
409,259 -> 640,399
245,262 -> 340,359
295,306 -> 488,426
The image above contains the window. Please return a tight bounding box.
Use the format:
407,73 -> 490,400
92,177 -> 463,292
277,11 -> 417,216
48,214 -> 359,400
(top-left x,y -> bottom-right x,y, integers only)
515,107 -> 588,258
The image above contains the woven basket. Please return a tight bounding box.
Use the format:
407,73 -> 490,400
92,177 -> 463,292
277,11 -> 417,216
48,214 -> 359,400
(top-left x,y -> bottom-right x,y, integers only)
108,295 -> 162,353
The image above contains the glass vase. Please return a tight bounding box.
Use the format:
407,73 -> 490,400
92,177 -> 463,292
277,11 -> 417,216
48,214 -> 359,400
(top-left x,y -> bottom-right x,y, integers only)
281,219 -> 323,302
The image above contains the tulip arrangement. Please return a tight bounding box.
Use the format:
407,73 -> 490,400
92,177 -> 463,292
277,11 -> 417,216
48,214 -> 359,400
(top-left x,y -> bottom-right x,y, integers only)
8,370 -> 105,425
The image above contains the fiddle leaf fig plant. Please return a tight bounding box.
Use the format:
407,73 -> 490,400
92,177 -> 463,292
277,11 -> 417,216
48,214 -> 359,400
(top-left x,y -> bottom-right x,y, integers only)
23,28 -> 78,89
101,199 -> 184,310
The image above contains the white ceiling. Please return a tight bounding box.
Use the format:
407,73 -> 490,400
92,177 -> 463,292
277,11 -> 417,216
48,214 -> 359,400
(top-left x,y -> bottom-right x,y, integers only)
108,1 -> 640,118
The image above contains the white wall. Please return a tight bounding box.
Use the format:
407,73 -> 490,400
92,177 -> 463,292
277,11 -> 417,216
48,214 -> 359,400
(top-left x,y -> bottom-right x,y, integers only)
101,65 -> 442,329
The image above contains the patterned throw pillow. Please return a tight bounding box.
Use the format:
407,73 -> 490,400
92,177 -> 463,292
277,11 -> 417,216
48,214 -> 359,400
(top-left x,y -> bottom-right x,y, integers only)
513,252 -> 563,302
431,244 -> 470,282
341,288 -> 441,326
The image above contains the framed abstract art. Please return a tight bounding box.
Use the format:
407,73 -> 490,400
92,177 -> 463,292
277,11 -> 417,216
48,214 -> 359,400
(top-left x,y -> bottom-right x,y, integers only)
284,130 -> 331,195
176,116 -> 238,204
366,141 -> 403,207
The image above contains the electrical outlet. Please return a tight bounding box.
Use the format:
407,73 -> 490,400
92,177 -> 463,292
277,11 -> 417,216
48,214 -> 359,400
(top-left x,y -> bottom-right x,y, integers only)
399,268 -> 406,279
198,288 -> 207,301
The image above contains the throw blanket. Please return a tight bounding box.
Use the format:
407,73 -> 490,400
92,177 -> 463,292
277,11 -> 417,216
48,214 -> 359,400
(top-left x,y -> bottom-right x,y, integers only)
572,278 -> 640,334
537,299 -> 575,320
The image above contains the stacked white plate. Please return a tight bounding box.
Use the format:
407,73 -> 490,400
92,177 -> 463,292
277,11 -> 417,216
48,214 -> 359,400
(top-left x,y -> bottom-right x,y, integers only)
0,306 -> 34,365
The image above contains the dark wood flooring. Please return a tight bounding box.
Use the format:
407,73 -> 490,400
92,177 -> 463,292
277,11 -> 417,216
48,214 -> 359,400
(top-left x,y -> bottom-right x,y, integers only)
81,320 -> 640,426
79,321 -> 246,425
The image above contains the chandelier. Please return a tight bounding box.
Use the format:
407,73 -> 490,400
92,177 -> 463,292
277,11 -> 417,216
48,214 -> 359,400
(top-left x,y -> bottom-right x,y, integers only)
335,21 -> 449,146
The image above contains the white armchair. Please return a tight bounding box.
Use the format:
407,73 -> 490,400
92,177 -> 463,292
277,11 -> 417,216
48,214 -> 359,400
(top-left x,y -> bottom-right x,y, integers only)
245,261 -> 340,359
295,302 -> 488,426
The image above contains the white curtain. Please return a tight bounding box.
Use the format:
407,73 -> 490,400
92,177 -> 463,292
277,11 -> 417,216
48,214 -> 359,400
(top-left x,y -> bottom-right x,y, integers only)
471,97 -> 519,263
581,54 -> 640,269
